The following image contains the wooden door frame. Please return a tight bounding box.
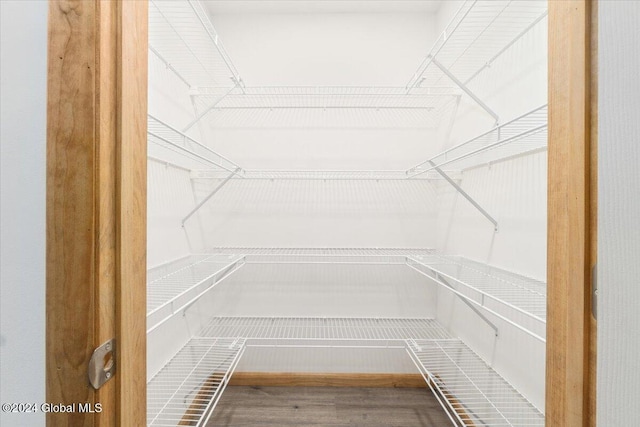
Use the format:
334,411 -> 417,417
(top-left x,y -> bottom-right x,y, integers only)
547,1 -> 598,426
46,1 -> 147,425
45,0 -> 597,425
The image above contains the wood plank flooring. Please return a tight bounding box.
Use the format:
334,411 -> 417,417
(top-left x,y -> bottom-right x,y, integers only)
208,386 -> 451,426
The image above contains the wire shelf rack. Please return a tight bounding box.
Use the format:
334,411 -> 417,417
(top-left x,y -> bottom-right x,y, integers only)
190,86 -> 460,128
147,337 -> 245,427
196,247 -> 436,265
201,248 -> 436,256
147,254 -> 244,314
148,249 -> 545,339
407,254 -> 546,341
406,0 -> 548,90
407,105 -> 548,177
148,115 -> 243,173
202,247 -> 437,264
407,339 -> 545,426
191,169 -> 448,181
146,255 -> 246,333
199,317 -> 453,341
149,0 -> 242,88
148,116 -> 453,180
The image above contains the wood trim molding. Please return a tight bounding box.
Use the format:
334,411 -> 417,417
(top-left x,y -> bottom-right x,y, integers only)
115,1 -> 148,425
547,1 -> 597,426
47,2 -> 101,424
46,1 -> 147,425
228,372 -> 428,388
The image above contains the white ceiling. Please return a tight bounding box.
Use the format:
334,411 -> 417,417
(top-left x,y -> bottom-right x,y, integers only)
202,1 -> 444,15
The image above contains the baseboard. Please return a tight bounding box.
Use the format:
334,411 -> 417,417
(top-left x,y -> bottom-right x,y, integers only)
228,372 -> 428,388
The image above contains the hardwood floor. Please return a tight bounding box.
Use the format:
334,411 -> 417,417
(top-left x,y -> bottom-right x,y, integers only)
208,386 -> 451,426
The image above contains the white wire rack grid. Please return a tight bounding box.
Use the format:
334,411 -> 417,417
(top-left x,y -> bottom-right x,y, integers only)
443,256 -> 546,319
147,337 -> 246,427
148,254 -> 210,284
416,254 -> 546,320
191,168 -> 449,181
201,247 -> 437,256
149,0 -> 242,88
407,105 -> 548,177
199,317 -> 453,341
197,247 -> 435,266
407,339 -> 545,426
148,249 -> 545,339
149,114 -> 456,181
147,254 -> 244,314
148,115 -> 244,173
146,256 -> 246,334
189,86 -> 460,128
407,255 -> 546,341
407,0 -> 548,89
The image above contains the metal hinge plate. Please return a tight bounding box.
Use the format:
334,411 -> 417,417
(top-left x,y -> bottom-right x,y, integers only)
88,338 -> 116,389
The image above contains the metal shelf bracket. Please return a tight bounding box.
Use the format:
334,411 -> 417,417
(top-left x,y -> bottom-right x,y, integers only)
182,167 -> 241,226
429,161 -> 498,231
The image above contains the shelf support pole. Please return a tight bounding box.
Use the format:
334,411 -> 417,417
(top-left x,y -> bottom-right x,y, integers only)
149,45 -> 191,88
430,56 -> 500,125
182,84 -> 238,132
437,273 -> 499,336
429,161 -> 498,231
182,167 -> 240,226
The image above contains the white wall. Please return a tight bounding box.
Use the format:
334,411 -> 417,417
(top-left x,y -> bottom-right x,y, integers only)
0,1 -> 47,426
597,3 -> 640,426
210,12 -> 435,87
193,11 -> 443,250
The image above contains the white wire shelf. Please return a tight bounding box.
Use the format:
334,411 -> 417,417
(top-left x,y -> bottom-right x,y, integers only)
407,105 -> 548,177
148,114 -> 455,180
407,0 -> 548,89
149,0 -> 242,88
189,86 -> 460,128
202,247 -> 436,256
203,247 -> 437,264
148,249 -> 545,340
148,115 -> 243,173
147,337 -> 245,427
407,339 -> 544,426
191,169 -> 448,181
191,86 -> 458,109
407,255 -> 546,341
198,317 -> 453,342
146,255 -> 246,334
147,254 -> 244,314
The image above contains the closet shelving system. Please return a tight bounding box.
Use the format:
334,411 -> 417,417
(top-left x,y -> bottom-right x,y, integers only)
147,1 -> 548,426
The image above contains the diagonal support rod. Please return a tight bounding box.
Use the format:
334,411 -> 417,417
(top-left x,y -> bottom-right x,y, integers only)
182,84 -> 238,132
430,56 -> 500,125
429,161 -> 498,231
437,273 -> 499,337
182,167 -> 240,226
149,45 -> 191,88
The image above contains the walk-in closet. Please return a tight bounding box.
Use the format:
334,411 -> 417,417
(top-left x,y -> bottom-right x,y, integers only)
145,1 -> 548,425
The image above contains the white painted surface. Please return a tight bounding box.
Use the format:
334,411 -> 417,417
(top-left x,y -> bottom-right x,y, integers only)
0,1 -> 47,426
597,3 -> 640,426
209,12 -> 435,86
